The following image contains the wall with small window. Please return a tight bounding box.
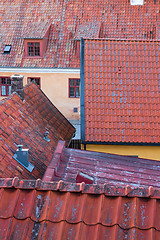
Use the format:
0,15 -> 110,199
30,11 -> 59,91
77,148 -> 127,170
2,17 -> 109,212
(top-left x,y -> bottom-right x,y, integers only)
0,71 -> 80,120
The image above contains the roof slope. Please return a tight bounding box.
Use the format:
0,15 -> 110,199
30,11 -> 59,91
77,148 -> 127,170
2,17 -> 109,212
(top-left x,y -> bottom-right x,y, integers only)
43,141 -> 160,188
0,83 -> 75,179
0,0 -> 159,68
82,39 -> 160,144
22,21 -> 51,39
0,178 -> 160,240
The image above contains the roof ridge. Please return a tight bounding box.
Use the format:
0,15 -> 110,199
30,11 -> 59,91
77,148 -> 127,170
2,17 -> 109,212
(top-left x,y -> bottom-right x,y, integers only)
1,177 -> 160,198
83,38 -> 160,42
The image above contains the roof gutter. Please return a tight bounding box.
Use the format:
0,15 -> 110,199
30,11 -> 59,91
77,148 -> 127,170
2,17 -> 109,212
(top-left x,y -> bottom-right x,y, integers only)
82,141 -> 160,146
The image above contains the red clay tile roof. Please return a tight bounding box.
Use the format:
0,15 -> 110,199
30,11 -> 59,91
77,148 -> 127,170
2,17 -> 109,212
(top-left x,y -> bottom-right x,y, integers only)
74,22 -> 101,40
43,141 -> 160,188
81,39 -> 160,144
22,21 -> 51,39
0,0 -> 159,68
1,177 -> 160,239
0,83 -> 75,179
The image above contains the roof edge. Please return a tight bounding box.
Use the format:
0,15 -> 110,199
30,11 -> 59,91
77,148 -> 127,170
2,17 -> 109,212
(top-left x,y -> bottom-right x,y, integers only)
82,141 -> 160,146
1,177 -> 160,198
42,140 -> 65,182
82,38 -> 160,42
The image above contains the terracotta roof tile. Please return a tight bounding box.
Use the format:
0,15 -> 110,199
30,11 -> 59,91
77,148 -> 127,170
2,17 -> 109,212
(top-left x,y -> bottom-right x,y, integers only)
81,39 -> 160,143
22,21 -> 51,39
0,84 -> 75,179
0,0 -> 159,68
1,178 -> 160,239
74,22 -> 101,40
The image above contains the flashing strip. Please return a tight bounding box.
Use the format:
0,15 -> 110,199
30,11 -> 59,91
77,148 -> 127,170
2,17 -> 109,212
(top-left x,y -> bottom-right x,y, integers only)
80,38 -> 85,142
0,67 -> 80,74
13,155 -> 34,172
82,141 -> 160,146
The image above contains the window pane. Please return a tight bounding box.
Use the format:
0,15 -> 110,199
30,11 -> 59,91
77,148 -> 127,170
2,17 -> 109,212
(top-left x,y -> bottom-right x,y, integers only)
69,87 -> 75,97
28,43 -> 33,56
76,87 -> 80,97
1,78 -> 6,84
7,85 -> 11,95
1,86 -> 6,96
35,78 -> 40,86
76,79 -> 80,86
7,79 -> 11,85
29,78 -> 40,87
34,43 -> 40,56
69,79 -> 75,87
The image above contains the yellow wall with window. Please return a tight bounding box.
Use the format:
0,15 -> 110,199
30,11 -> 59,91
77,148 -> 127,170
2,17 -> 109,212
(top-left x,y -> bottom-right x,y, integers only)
0,71 -> 80,120
82,144 -> 160,161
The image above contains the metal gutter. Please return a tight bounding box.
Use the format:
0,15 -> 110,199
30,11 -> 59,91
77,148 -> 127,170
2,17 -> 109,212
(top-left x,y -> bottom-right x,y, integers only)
82,141 -> 160,146
80,38 -> 85,142
0,67 -> 80,74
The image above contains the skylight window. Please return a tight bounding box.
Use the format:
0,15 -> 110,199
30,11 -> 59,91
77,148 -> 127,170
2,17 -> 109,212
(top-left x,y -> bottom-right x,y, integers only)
130,0 -> 144,5
3,45 -> 11,54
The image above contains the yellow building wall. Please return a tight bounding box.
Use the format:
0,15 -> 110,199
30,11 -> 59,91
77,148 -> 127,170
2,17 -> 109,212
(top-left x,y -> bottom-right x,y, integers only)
0,71 -> 80,120
83,144 -> 160,161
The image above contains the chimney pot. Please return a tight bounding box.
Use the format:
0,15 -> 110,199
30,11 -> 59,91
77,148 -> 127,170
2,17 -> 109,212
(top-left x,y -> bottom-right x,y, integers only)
11,75 -> 24,100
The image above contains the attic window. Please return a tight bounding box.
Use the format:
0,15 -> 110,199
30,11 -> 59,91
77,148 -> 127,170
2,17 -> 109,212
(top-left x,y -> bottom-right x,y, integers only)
3,45 -> 11,54
130,0 -> 144,5
28,42 -> 40,56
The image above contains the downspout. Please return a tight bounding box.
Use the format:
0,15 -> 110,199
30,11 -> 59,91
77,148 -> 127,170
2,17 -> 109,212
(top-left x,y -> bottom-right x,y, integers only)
80,37 -> 85,149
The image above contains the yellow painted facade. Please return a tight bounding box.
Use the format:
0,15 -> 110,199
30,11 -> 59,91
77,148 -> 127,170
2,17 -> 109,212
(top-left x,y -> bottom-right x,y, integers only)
0,70 -> 80,120
82,144 -> 160,161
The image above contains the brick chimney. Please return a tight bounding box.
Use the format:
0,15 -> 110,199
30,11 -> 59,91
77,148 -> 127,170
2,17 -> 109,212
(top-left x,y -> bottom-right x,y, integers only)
10,75 -> 24,101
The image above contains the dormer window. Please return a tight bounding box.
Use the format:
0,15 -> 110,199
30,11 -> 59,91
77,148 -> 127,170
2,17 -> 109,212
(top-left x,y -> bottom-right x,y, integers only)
28,42 -> 40,56
23,21 -> 51,58
3,45 -> 11,54
130,0 -> 143,5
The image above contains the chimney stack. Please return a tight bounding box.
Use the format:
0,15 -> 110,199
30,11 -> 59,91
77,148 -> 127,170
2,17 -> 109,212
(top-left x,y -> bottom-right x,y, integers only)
10,74 -> 24,101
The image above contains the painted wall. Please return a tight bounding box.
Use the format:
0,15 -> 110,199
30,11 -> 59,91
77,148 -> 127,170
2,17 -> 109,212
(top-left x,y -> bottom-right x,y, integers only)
83,144 -> 160,161
0,70 -> 80,120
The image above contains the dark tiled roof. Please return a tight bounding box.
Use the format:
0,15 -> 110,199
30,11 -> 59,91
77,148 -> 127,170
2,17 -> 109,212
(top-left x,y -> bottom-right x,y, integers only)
74,21 -> 101,40
82,39 -> 160,144
22,21 -> 51,39
0,0 -> 159,68
0,84 -> 75,179
1,177 -> 160,239
43,141 -> 160,188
